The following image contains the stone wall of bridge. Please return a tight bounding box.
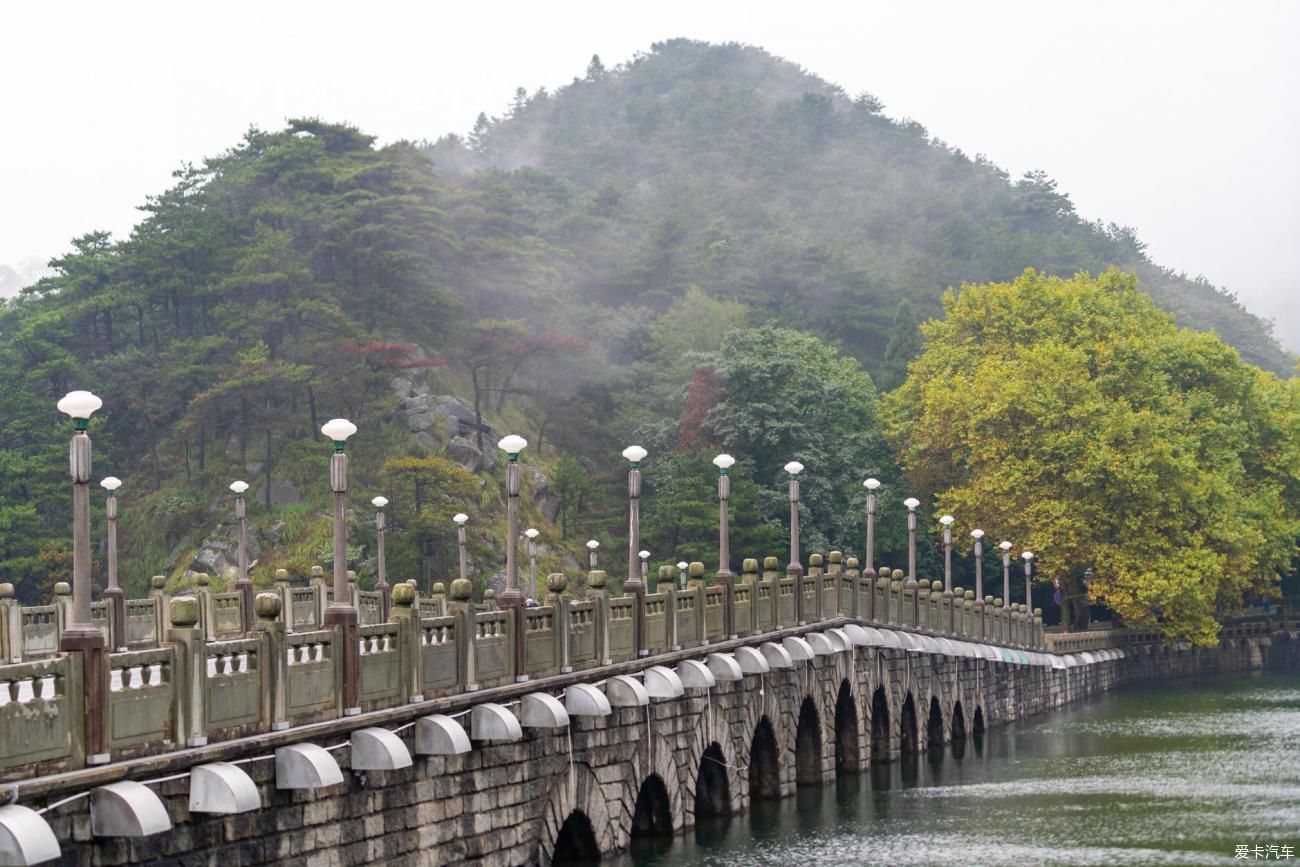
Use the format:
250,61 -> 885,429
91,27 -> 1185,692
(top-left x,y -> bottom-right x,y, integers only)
23,626 -> 1294,867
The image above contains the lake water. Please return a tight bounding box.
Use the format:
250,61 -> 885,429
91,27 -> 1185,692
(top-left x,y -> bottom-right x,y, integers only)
619,673 -> 1300,866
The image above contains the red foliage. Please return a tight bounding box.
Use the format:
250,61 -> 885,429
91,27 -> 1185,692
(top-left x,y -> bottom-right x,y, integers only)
678,367 -> 721,449
342,340 -> 446,370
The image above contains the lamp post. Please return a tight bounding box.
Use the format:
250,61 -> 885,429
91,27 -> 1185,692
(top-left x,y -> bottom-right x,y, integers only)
228,479 -> 252,631
903,498 -> 920,589
58,390 -> 109,764
498,434 -> 529,681
525,528 -> 539,601
939,514 -> 955,598
101,476 -> 125,650
453,513 -> 469,585
372,496 -> 389,620
587,539 -> 599,570
863,478 -> 881,576
784,461 -> 805,622
971,529 -> 985,606
320,417 -> 359,713
623,445 -> 647,593
1000,540 -> 1013,609
713,454 -> 735,581
677,560 -> 688,592
497,435 -> 527,603
639,550 -> 650,582
1022,550 -> 1034,616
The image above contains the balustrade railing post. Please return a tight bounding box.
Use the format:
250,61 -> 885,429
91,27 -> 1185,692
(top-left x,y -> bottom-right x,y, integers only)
251,592 -> 288,730
193,572 -> 213,638
168,596 -> 208,747
807,553 -> 824,623
390,583 -> 421,703
0,583 -> 14,663
763,557 -> 782,628
447,579 -> 476,691
588,570 -> 611,665
547,574 -> 572,673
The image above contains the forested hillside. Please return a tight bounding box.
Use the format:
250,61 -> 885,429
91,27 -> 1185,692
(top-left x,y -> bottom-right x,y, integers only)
0,40 -> 1291,621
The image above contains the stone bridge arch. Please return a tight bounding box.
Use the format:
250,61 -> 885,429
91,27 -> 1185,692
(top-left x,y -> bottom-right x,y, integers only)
629,731 -> 685,840
686,698 -> 744,820
538,762 -> 626,866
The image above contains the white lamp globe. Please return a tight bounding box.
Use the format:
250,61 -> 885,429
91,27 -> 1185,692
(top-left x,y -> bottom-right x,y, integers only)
676,561 -> 688,570
498,434 -> 527,456
1022,551 -> 1034,561
864,477 -> 881,490
999,540 -> 1013,552
713,453 -> 735,470
639,550 -> 650,560
903,497 -> 920,511
622,445 -> 648,464
321,418 -> 357,445
939,515 -> 955,527
452,513 -> 468,525
784,461 -> 804,475
371,496 -> 388,509
971,529 -> 985,540
524,528 -> 539,540
229,480 -> 249,495
101,476 -> 122,492
57,390 -> 103,424
586,540 -> 599,550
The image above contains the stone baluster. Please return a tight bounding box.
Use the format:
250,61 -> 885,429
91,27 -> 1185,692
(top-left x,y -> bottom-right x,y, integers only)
547,573 -> 572,673
447,578 -> 476,691
762,557 -> 782,628
252,592 -> 288,730
192,572 -> 213,638
845,556 -> 861,620
588,570 -> 611,665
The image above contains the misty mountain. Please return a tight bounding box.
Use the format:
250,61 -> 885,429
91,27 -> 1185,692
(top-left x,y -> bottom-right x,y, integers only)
427,39 -> 1292,375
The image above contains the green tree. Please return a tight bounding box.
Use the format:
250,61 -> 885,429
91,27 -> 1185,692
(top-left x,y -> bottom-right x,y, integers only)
882,269 -> 1300,645
379,456 -> 480,589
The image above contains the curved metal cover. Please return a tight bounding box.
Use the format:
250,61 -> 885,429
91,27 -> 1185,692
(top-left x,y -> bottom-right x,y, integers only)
350,727 -> 414,771
470,703 -> 523,741
675,659 -> 716,690
643,665 -> 685,699
189,762 -> 260,814
1080,651 -> 1097,665
876,629 -> 904,649
760,641 -> 794,670
826,629 -> 852,651
859,626 -> 888,646
841,624 -> 872,646
807,633 -> 836,656
565,683 -> 612,716
275,743 -> 345,790
706,653 -> 743,682
607,674 -> 650,707
91,781 -> 172,837
0,804 -> 60,865
520,692 -> 570,728
1050,655 -> 1067,670
782,636 -> 814,661
734,646 -> 770,674
416,714 -> 472,755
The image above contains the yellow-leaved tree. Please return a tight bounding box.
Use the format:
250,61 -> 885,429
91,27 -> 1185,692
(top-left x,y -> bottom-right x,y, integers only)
882,269 -> 1300,645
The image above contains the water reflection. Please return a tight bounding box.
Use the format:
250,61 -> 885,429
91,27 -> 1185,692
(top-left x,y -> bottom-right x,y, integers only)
617,673 -> 1300,867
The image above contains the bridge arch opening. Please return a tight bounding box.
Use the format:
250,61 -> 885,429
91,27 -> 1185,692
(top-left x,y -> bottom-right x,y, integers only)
748,716 -> 780,801
695,742 -> 731,819
951,700 -> 967,760
631,773 -> 673,838
552,809 -> 600,864
899,692 -> 918,755
796,696 -> 823,786
834,679 -> 860,774
926,696 -> 945,751
972,706 -> 986,756
870,686 -> 891,762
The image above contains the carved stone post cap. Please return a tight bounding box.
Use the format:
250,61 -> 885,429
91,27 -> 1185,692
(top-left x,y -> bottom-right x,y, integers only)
687,562 -> 705,578
346,571 -> 356,583
54,582 -> 71,596
194,573 -> 210,587
274,569 -> 290,583
483,589 -> 496,603
1033,607 -> 1043,617
808,553 -> 823,567
392,583 -> 416,607
845,557 -> 859,570
449,579 -> 473,601
964,590 -> 975,600
254,593 -> 282,620
151,575 -> 167,590
985,595 -> 996,604
171,596 -> 200,627
994,597 -> 1003,607
829,551 -> 842,563
432,582 -> 446,595
547,572 -> 568,593
742,558 -> 758,574
931,580 -> 943,592
657,565 -> 673,580
406,579 -> 418,587
891,569 -> 905,581
310,566 -> 324,580
763,556 -> 780,570
587,570 -> 607,589
0,583 -> 12,598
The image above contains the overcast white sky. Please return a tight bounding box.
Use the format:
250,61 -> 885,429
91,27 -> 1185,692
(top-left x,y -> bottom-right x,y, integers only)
3,0 -> 1297,348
